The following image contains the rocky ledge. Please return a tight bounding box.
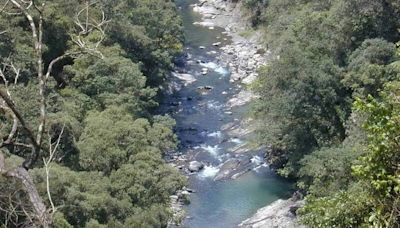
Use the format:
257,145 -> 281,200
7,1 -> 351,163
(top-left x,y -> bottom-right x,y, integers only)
239,193 -> 306,228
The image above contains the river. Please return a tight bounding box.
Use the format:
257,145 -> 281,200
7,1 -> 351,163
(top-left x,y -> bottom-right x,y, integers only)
161,0 -> 292,227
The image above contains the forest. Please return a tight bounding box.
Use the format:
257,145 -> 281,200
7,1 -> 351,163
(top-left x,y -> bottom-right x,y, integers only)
1,0 -> 400,227
243,0 -> 400,227
0,0 -> 185,227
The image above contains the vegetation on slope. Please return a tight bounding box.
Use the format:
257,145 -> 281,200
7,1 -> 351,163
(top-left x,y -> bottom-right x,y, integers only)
244,0 -> 400,226
0,0 -> 185,227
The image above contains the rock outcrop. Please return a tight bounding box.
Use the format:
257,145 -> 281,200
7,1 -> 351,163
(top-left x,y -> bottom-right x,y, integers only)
239,195 -> 306,228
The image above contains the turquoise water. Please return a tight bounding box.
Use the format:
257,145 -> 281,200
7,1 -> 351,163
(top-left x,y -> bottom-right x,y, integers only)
164,1 -> 293,227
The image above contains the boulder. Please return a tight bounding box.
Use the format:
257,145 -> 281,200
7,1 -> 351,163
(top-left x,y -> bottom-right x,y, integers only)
213,158 -> 252,181
197,86 -> 214,95
188,161 -> 204,172
242,73 -> 258,85
171,72 -> 196,85
239,197 -> 306,228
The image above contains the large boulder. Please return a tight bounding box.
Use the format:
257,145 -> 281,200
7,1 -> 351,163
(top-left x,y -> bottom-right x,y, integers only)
188,161 -> 204,172
239,197 -> 306,228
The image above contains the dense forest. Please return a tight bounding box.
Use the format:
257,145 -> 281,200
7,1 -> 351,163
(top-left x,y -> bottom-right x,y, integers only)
243,0 -> 400,227
1,0 -> 400,227
0,0 -> 185,227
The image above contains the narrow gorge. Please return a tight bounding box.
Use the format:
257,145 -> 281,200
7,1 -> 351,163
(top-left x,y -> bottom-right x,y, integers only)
163,0 -> 300,227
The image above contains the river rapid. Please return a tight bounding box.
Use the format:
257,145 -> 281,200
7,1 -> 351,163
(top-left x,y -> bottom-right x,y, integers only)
160,1 -> 292,227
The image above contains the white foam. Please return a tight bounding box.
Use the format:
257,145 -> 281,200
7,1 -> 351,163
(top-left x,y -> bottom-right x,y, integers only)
229,138 -> 243,144
200,144 -> 220,156
207,131 -> 222,138
200,62 -> 229,75
206,101 -> 223,110
198,165 -> 220,179
200,62 -> 218,69
253,163 -> 268,173
215,67 -> 229,75
250,155 -> 263,165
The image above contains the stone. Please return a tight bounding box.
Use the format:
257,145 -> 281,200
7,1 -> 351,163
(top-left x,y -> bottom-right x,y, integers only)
188,161 -> 204,172
181,190 -> 190,195
239,198 -> 306,228
172,72 -> 196,85
197,85 -> 213,90
214,157 -> 253,181
242,73 -> 258,85
212,42 -> 221,46
227,90 -> 257,107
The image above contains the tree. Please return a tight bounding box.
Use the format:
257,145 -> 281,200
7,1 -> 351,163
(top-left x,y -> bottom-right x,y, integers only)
0,1 -> 107,226
353,82 -> 400,227
343,38 -> 399,97
252,43 -> 350,176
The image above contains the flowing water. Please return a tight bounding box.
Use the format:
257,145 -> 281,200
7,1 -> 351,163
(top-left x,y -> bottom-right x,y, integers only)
161,1 -> 293,227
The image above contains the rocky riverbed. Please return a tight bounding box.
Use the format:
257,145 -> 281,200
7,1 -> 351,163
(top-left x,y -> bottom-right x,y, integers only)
165,0 -> 299,227
192,0 -> 271,85
167,0 -> 269,184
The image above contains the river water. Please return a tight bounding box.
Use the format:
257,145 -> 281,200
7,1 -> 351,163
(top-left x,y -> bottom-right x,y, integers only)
161,1 -> 292,227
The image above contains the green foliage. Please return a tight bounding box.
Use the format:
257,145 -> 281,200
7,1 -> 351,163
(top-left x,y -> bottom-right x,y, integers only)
249,0 -> 400,226
298,145 -> 361,197
352,83 -> 400,227
0,0 -> 185,227
77,107 -> 177,174
252,43 -> 350,173
102,0 -> 183,85
299,183 -> 372,227
251,0 -> 400,174
64,45 -> 157,115
343,39 -> 399,97
31,160 -> 185,227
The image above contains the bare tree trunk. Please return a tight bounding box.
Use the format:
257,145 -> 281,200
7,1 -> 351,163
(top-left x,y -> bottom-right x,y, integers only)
0,153 -> 52,228
7,167 -> 52,228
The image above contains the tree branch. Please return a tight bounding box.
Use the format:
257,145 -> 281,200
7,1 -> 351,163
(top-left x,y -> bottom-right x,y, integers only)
0,89 -> 41,168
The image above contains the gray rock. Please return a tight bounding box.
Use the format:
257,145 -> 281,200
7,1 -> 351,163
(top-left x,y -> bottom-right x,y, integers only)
188,161 -> 204,172
239,198 -> 306,228
171,72 -> 196,85
227,90 -> 257,107
181,190 -> 190,195
213,157 -> 252,181
197,86 -> 214,95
